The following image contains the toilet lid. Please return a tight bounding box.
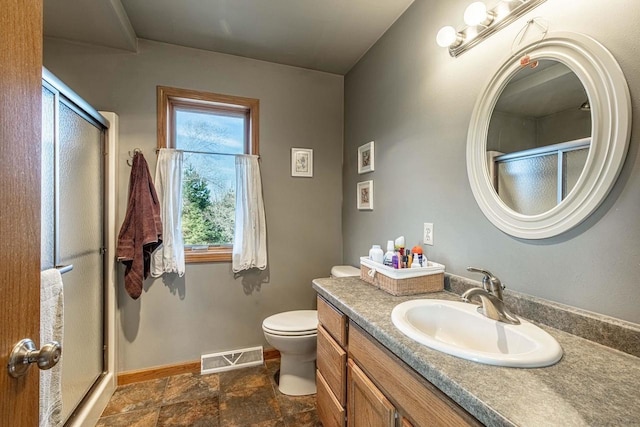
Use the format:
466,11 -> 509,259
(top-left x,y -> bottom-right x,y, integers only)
262,310 -> 318,334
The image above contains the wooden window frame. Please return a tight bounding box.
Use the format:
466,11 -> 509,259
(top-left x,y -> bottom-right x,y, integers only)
157,85 -> 259,263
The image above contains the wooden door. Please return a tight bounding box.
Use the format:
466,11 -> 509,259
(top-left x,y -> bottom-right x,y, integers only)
0,0 -> 43,426
347,359 -> 395,427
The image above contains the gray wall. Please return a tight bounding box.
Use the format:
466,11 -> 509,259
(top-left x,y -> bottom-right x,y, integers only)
488,108 -> 591,153
44,39 -> 344,371
487,111 -> 537,153
343,0 -> 640,324
537,108 -> 591,147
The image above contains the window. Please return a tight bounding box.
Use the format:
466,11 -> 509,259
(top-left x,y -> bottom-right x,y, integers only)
157,86 -> 259,262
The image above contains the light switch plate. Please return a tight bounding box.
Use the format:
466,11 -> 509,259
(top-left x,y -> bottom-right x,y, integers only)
423,223 -> 434,245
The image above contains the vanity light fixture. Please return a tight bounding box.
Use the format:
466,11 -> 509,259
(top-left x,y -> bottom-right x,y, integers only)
436,26 -> 463,48
463,2 -> 494,27
436,0 -> 547,57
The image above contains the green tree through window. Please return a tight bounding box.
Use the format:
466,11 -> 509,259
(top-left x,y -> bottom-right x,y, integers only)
181,164 -> 235,246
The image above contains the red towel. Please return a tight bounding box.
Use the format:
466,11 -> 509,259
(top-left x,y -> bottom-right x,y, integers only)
116,152 -> 163,299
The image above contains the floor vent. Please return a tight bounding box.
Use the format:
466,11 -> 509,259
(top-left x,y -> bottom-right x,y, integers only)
201,346 -> 264,375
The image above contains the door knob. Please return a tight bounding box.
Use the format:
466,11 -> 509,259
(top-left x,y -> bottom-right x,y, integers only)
8,338 -> 62,378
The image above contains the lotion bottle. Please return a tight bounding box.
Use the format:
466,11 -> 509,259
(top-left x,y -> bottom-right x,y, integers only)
383,240 -> 394,267
369,245 -> 384,264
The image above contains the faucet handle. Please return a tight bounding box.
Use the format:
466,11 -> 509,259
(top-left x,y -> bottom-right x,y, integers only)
467,267 -> 493,290
466,266 -> 493,278
467,267 -> 505,299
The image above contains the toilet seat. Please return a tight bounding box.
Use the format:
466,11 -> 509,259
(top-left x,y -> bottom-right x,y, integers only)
262,310 -> 317,336
262,326 -> 317,337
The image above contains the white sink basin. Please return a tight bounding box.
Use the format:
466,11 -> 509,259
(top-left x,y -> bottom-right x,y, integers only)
391,299 -> 562,368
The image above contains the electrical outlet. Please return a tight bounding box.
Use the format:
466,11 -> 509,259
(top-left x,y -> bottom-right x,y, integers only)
423,223 -> 434,246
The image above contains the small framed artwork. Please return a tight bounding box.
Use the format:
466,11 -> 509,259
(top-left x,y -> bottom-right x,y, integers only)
358,141 -> 375,174
357,180 -> 374,210
291,148 -> 313,177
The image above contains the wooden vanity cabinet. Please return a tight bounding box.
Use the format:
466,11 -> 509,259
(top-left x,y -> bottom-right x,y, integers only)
316,295 -> 482,427
348,322 -> 482,427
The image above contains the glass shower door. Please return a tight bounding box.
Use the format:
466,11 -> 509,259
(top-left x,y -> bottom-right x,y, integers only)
41,81 -> 106,423
58,102 -> 105,422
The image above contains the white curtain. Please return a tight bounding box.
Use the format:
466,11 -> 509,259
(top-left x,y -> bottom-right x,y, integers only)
151,149 -> 185,277
233,155 -> 267,272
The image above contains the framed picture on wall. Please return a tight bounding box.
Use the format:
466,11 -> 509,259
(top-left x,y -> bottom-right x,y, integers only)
291,148 -> 313,177
357,180 -> 374,210
358,141 -> 375,174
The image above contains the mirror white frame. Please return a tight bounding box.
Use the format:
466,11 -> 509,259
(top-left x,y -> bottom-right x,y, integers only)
467,32 -> 631,239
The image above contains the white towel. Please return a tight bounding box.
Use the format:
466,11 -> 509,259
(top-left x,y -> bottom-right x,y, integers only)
40,269 -> 64,427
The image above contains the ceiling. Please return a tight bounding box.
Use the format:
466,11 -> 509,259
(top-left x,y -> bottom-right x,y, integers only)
495,60 -> 589,117
43,0 -> 414,75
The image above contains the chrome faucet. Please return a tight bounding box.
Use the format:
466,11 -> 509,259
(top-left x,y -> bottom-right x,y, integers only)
462,267 -> 520,325
466,267 -> 505,299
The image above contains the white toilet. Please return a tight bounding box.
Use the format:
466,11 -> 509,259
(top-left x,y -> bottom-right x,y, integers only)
262,265 -> 359,396
263,310 -> 318,395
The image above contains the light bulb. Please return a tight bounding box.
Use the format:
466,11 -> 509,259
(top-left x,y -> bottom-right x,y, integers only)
464,2 -> 492,26
436,26 -> 460,48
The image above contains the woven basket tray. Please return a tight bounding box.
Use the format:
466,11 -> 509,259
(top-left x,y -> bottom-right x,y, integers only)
359,261 -> 444,296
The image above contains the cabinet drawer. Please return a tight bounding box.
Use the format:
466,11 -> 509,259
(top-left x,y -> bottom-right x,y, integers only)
317,296 -> 347,347
317,370 -> 345,427
349,322 -> 482,427
317,325 -> 347,405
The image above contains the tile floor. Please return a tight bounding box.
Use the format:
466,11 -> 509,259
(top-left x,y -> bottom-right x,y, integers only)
96,359 -> 320,427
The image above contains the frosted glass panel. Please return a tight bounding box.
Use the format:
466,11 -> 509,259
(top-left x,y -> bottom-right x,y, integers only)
498,154 -> 558,215
41,86 -> 55,270
564,148 -> 589,199
60,251 -> 103,419
59,103 -> 102,259
57,102 -> 104,420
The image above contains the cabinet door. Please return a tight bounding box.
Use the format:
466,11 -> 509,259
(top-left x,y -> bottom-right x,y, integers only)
347,359 -> 395,427
401,417 -> 415,427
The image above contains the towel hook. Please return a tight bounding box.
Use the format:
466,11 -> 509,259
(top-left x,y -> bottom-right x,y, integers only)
127,148 -> 143,167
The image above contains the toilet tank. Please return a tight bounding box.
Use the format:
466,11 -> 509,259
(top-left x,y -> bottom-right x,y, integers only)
330,265 -> 360,278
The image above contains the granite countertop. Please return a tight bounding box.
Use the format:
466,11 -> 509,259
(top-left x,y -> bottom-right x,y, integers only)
312,277 -> 640,427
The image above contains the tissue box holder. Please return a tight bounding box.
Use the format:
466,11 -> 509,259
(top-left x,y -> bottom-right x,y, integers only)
359,257 -> 444,296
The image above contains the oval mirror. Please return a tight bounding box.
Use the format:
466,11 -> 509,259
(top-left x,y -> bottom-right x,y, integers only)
488,60 -> 591,216
467,32 -> 631,239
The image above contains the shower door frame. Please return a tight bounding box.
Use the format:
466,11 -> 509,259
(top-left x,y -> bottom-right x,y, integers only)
42,69 -> 118,427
